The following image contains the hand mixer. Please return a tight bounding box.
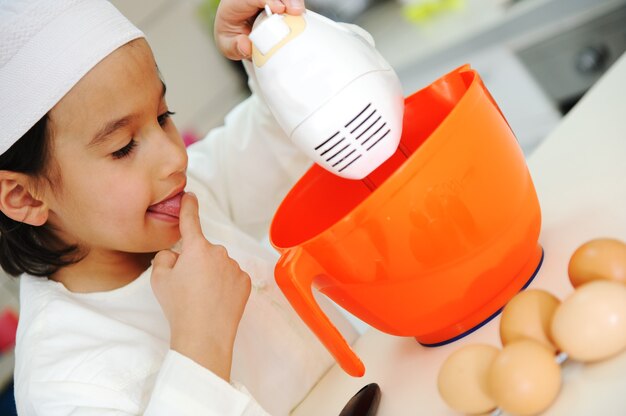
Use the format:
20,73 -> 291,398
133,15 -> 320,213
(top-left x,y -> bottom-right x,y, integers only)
248,5 -> 405,180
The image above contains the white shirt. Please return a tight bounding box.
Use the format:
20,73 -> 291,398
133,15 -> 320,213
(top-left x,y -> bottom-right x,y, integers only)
14,80 -> 358,415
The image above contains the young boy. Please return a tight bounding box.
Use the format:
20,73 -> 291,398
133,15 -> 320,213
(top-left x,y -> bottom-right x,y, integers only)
0,0 -> 357,414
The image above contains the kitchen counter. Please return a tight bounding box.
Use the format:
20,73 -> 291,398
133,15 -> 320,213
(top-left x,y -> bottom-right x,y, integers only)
291,52 -> 626,416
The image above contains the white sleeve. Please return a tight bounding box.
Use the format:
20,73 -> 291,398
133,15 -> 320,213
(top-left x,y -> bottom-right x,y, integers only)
143,350 -> 271,416
186,61 -> 312,239
26,351 -> 271,416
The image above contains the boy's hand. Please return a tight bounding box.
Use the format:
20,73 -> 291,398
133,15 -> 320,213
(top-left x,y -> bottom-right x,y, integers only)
214,0 -> 306,60
150,192 -> 251,381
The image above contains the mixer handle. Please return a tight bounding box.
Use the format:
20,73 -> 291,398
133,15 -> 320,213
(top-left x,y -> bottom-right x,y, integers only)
274,247 -> 366,377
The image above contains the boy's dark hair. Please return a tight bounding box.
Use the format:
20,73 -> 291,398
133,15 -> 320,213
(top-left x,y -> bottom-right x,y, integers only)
0,115 -> 79,277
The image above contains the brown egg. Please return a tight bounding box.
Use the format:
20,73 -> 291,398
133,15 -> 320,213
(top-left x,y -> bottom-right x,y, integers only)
499,289 -> 560,352
488,339 -> 561,416
551,280 -> 626,362
437,344 -> 499,415
568,238 -> 626,288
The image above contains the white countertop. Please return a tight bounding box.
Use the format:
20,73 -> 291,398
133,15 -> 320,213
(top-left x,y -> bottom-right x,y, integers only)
292,52 -> 626,416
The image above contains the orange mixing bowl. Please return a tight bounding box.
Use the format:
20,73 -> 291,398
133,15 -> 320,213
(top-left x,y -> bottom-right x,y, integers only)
270,65 -> 543,377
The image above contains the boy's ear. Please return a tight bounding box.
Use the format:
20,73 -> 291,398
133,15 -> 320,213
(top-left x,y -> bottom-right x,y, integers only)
0,171 -> 49,226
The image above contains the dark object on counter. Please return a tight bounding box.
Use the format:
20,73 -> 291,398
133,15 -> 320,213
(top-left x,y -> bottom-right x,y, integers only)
338,383 -> 381,416
0,381 -> 17,416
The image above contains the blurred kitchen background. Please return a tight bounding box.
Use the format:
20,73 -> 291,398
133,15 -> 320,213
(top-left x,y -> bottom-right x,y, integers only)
109,0 -> 626,155
0,0 -> 624,411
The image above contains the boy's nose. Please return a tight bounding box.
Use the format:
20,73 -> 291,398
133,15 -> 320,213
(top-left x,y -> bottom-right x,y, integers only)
152,128 -> 188,178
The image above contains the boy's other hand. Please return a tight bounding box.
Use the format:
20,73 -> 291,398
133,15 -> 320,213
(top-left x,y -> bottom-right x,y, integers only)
150,192 -> 251,381
214,0 -> 306,60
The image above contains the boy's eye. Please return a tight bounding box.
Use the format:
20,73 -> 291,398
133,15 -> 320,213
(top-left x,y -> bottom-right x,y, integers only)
111,139 -> 137,159
109,111 -> 174,159
158,110 -> 175,126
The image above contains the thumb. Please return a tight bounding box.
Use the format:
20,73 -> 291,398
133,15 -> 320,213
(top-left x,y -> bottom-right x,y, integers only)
281,0 -> 305,15
179,192 -> 204,247
235,35 -> 252,60
218,33 -> 252,61
152,249 -> 179,271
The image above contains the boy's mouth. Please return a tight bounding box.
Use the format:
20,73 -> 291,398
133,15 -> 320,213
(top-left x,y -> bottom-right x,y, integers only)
147,192 -> 184,219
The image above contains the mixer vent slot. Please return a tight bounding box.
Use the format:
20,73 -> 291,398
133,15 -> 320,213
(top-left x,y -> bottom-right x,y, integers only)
315,130 -> 361,172
320,137 -> 345,157
315,132 -> 339,150
314,102 -> 393,172
338,154 -> 362,172
325,141 -> 350,162
364,127 -> 391,152
344,103 -> 392,153
355,115 -> 381,141
345,103 -> 372,128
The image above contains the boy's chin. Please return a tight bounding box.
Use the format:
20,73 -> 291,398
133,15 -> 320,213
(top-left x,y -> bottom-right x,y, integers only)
142,230 -> 181,253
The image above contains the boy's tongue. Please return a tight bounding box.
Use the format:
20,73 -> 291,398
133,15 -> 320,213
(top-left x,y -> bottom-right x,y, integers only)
148,192 -> 183,218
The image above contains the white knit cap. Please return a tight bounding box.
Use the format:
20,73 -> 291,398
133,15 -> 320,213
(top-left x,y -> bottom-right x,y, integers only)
0,0 -> 144,154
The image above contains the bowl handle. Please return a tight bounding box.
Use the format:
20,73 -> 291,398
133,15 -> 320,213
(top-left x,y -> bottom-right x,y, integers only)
275,247 -> 365,377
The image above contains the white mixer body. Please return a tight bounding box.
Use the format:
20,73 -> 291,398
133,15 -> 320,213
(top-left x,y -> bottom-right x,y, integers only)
250,10 -> 404,179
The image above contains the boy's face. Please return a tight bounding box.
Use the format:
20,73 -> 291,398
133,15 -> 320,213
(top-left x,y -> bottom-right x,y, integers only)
43,39 -> 188,256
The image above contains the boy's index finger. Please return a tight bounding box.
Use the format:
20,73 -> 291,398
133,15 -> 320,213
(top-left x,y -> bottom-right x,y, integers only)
179,192 -> 204,245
